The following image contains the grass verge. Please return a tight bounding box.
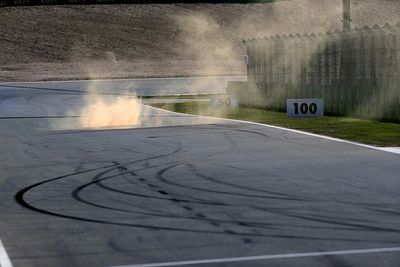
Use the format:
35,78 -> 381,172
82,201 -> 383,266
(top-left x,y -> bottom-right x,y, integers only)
151,102 -> 400,147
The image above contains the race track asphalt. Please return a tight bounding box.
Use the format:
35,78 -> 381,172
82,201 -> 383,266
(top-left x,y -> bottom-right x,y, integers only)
0,78 -> 399,267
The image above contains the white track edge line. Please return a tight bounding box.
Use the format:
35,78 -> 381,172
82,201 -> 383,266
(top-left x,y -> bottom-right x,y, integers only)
109,246 -> 400,267
0,238 -> 13,267
145,105 -> 400,155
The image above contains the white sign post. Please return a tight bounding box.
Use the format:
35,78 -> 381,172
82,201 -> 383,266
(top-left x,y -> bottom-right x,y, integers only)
287,99 -> 324,118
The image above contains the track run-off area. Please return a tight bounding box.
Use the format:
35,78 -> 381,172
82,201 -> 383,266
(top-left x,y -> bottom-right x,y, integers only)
0,78 -> 399,267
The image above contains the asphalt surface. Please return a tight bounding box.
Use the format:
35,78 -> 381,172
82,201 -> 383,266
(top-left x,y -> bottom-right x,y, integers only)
0,78 -> 399,267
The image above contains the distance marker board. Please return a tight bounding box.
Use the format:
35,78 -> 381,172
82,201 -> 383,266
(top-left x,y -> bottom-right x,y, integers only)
287,99 -> 324,118
210,94 -> 239,109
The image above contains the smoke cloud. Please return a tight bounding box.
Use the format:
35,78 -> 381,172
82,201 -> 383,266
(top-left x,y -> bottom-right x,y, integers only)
75,63 -> 142,128
165,1 -> 343,116
53,62 -> 143,130
78,93 -> 141,128
173,13 -> 235,61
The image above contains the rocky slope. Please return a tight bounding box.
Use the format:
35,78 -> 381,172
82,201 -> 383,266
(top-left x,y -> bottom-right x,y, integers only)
0,0 -> 399,81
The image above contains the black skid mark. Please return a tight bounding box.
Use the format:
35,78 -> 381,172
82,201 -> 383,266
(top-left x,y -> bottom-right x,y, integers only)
155,164 -> 229,206
14,165 -> 238,234
153,132 -> 240,205
153,130 -> 305,203
15,173 -> 378,242
90,165 -> 226,206
76,169 -> 200,204
242,238 -> 253,244
156,159 -> 400,235
189,165 -> 306,201
14,126 -> 392,241
156,157 -> 271,239
91,139 -> 187,201
161,161 -> 304,201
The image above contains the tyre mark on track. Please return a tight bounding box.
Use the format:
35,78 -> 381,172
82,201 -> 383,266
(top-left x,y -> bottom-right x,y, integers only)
0,116 -> 82,120
150,129 -> 400,236
18,173 -> 367,241
149,131 -> 277,243
102,193 -> 279,230
14,125 -> 392,242
179,164 -> 304,201
154,164 -> 370,242
72,141 -> 216,211
87,140 -> 233,206
156,129 -> 305,200
156,164 -> 400,234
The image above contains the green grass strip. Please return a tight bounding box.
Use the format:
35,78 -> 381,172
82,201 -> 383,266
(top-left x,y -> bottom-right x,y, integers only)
151,102 -> 400,147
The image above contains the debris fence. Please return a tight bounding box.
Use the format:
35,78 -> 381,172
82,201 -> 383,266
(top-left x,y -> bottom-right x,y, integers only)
230,24 -> 400,120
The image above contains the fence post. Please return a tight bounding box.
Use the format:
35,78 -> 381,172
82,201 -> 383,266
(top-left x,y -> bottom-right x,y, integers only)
288,34 -> 295,99
245,40 -> 250,80
330,30 -> 339,114
248,40 -> 255,85
388,33 -> 398,119
349,28 -> 360,115
318,33 -> 325,99
306,33 -> 313,98
262,38 -> 268,97
325,33 -> 331,89
282,34 -> 289,106
277,35 -> 284,109
359,27 -> 367,116
267,37 -> 273,99
324,31 -> 333,113
276,35 -> 283,87
393,24 -> 400,119
375,25 -> 386,118
307,33 -> 315,98
296,34 -> 307,98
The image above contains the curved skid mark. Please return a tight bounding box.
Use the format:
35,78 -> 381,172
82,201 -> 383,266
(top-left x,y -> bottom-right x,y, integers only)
15,174 -> 379,241
190,127 -> 309,198
93,133 -> 244,206
155,161 -> 400,234
87,169 -> 216,204
155,130 -> 305,200
166,164 -> 304,201
16,182 -> 370,241
72,168 -> 137,213
89,165 -> 228,206
14,125 -> 394,241
98,195 -> 278,230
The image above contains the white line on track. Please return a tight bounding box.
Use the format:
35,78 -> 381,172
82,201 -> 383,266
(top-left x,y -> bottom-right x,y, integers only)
0,238 -> 13,267
146,105 -> 400,155
110,247 -> 400,267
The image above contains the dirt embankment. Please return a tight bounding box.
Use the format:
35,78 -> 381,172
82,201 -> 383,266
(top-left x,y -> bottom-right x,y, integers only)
0,0 -> 399,81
